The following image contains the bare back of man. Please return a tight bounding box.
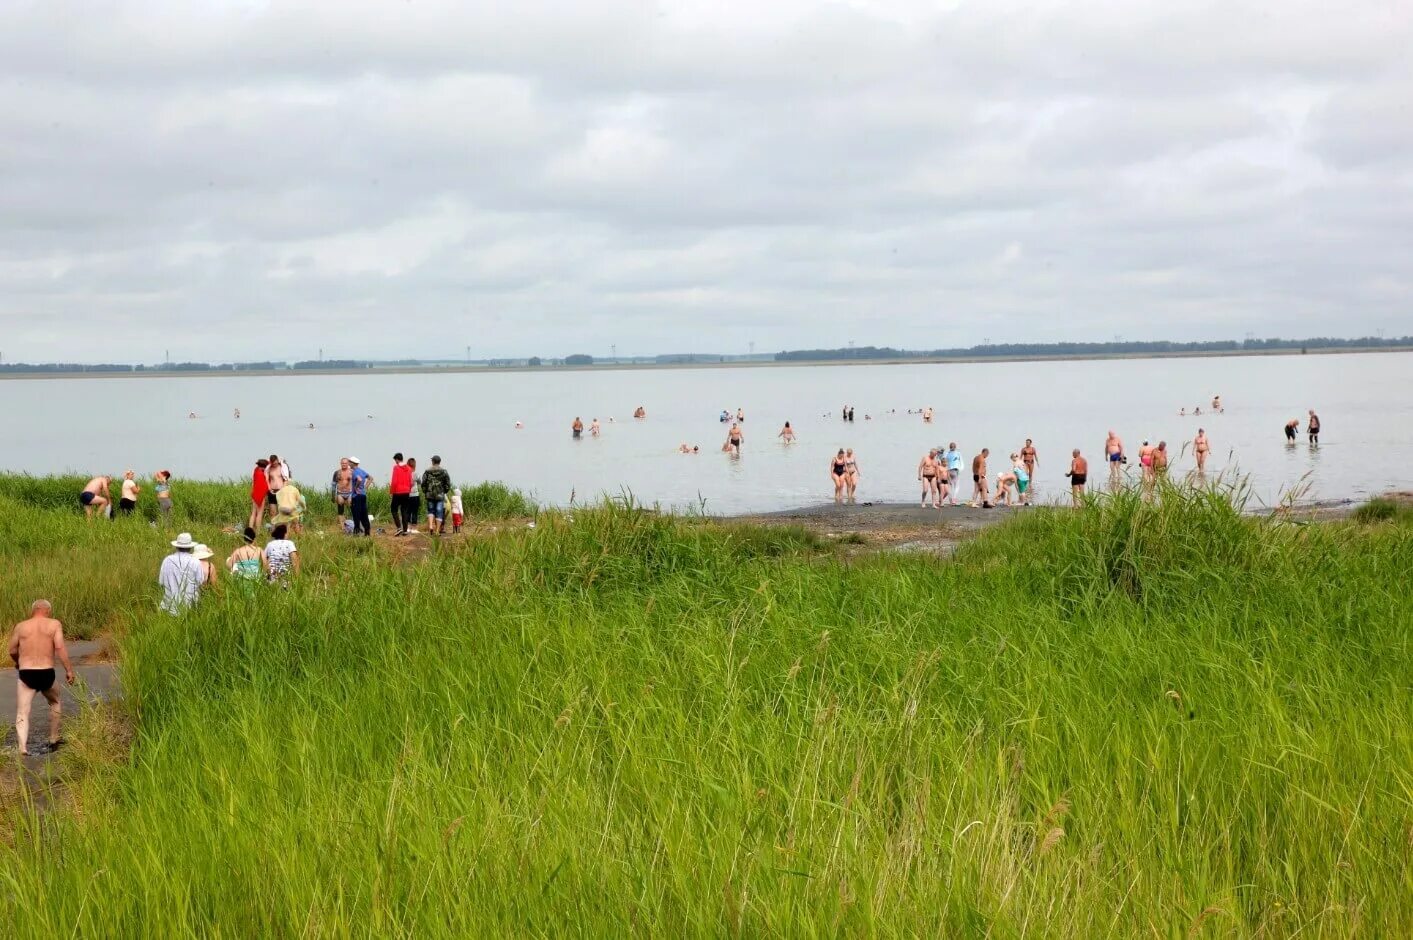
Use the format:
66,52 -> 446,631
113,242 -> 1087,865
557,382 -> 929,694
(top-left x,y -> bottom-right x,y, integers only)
8,601 -> 74,755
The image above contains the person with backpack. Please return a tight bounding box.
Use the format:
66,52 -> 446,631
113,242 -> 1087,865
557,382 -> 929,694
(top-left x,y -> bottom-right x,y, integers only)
420,456 -> 454,536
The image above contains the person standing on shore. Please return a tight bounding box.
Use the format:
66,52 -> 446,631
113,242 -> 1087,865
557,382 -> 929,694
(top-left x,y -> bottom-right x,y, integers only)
79,475 -> 112,520
918,449 -> 942,508
1154,441 -> 1169,477
266,455 -> 289,524
349,457 -> 371,536
333,458 -> 352,520
421,456 -> 453,535
1194,428 -> 1210,472
945,443 -> 962,506
1307,410 -> 1321,444
405,458 -> 421,533
1105,431 -> 1125,486
248,458 -> 270,532
119,470 -> 141,516
1066,449 -> 1088,507
154,470 -> 173,523
8,600 -> 74,757
389,453 -> 412,536
970,448 -> 992,508
831,450 -> 848,504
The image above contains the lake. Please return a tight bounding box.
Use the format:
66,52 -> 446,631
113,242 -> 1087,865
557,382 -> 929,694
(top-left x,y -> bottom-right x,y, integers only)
3,352 -> 1410,514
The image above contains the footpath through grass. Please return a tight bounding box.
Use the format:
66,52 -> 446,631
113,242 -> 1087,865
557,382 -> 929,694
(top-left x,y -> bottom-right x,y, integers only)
1,483 -> 1410,935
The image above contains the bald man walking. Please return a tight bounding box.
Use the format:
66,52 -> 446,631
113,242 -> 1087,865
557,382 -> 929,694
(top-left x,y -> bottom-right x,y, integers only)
8,600 -> 74,756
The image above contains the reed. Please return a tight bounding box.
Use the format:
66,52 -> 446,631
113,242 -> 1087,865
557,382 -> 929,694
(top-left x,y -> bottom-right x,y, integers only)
0,480 -> 1408,935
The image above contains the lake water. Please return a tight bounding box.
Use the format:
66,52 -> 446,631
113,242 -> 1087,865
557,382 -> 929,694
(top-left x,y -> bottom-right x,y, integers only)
3,352 -> 1410,514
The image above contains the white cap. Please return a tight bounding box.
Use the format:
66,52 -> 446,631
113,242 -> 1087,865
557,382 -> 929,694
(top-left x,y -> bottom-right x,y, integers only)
349,456 -> 361,464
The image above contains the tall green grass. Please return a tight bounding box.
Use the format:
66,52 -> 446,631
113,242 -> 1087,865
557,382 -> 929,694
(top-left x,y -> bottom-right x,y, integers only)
1,486 -> 1410,935
0,475 -> 533,638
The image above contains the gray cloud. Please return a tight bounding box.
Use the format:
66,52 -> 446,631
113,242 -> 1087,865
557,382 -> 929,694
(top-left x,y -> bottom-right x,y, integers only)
0,0 -> 1409,362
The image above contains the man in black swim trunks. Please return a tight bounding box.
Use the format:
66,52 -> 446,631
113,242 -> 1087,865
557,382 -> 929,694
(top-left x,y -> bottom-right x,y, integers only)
8,599 -> 74,756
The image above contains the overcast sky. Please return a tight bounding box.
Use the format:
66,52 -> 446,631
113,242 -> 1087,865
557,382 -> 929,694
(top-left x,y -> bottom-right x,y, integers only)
1,1 -> 1409,362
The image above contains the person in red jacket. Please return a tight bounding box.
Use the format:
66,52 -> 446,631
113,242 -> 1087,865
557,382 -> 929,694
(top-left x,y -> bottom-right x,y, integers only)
389,452 -> 413,536
248,458 -> 270,532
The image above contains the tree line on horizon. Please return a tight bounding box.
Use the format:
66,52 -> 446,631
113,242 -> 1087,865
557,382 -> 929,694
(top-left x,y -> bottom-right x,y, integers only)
773,335 -> 1413,361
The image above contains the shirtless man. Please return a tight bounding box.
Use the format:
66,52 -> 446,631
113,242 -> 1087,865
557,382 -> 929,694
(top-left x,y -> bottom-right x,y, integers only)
1153,441 -> 1169,475
8,600 -> 74,756
1065,449 -> 1088,507
1104,431 -> 1125,486
917,449 -> 942,508
79,475 -> 112,520
970,448 -> 992,508
1284,419 -> 1299,443
1307,410 -> 1320,444
1020,439 -> 1038,482
1194,428 -> 1210,472
726,422 -> 744,455
572,417 -> 583,439
333,458 -> 353,518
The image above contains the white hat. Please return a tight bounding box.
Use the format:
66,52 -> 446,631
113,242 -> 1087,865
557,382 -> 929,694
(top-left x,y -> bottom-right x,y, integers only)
193,544 -> 214,560
171,532 -> 196,549
349,456 -> 361,464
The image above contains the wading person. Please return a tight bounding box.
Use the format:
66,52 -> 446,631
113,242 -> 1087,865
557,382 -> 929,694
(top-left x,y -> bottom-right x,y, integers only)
1285,419 -> 1299,443
1307,410 -> 1321,444
1105,430 -> 1125,487
158,533 -> 207,615
1153,441 -> 1169,477
778,421 -> 795,443
389,452 -> 412,536
1065,449 -> 1088,507
1194,428 -> 1210,473
420,456 -> 453,536
349,457 -> 371,536
572,417 -> 583,440
831,450 -> 848,504
248,458 -> 270,532
844,448 -> 861,503
8,600 -> 74,757
725,422 -> 743,455
1021,439 -> 1038,483
79,475 -> 112,520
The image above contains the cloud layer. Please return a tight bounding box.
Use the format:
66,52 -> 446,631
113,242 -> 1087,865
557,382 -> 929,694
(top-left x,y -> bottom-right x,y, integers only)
1,0 -> 1409,361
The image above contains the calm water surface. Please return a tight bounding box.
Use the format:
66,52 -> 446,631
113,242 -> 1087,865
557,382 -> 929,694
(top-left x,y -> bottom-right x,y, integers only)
3,353 -> 1410,514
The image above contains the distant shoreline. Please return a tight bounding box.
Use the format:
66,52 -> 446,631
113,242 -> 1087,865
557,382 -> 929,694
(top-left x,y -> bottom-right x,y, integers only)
1,343 -> 1409,381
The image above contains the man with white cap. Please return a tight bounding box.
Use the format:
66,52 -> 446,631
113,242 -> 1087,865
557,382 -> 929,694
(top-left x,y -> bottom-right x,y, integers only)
8,599 -> 74,756
158,532 -> 208,614
349,457 -> 372,536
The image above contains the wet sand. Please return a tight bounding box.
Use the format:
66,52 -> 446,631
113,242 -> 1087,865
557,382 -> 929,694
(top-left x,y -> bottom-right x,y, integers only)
737,500 -> 1023,557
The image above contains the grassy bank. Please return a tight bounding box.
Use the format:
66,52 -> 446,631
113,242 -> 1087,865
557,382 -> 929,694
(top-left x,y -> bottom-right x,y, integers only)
0,474 -> 532,639
1,483 -> 1410,934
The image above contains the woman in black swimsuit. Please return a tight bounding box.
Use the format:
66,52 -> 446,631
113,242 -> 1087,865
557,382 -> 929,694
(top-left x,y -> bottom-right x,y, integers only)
830,450 -> 848,504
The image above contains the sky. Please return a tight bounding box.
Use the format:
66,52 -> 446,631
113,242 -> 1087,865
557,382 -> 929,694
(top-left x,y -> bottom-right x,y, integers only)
1,0 -> 1410,363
